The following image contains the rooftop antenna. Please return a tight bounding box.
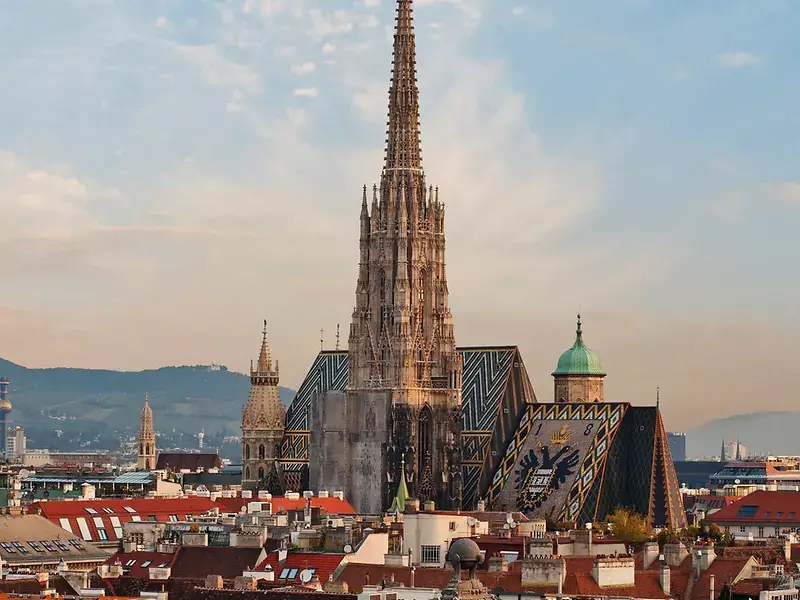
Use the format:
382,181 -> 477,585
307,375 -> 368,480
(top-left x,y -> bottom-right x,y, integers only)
656,386 -> 660,409
335,324 -> 341,351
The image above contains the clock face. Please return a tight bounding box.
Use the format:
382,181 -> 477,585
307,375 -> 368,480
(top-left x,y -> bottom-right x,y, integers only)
495,419 -> 601,518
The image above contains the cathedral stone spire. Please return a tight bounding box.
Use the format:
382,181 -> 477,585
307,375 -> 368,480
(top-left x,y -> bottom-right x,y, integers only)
256,319 -> 273,373
384,0 -> 422,174
331,0 -> 463,513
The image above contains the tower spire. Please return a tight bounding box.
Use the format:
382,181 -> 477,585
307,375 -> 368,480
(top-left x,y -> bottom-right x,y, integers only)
384,0 -> 422,174
256,319 -> 272,372
575,314 -> 584,345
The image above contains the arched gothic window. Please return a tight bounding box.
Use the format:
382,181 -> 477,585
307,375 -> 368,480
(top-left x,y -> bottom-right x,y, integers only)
139,443 -> 144,455
245,466 -> 251,480
258,444 -> 265,460
145,444 -> 150,455
418,405 -> 433,471
379,270 -> 386,301
245,445 -> 251,459
258,466 -> 265,480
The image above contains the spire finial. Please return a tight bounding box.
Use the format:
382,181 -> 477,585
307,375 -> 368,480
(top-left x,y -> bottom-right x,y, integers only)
320,328 -> 324,352
656,386 -> 660,409
263,319 -> 268,342
335,324 -> 341,351
255,319 -> 273,372
383,0 -> 422,173
575,313 -> 583,344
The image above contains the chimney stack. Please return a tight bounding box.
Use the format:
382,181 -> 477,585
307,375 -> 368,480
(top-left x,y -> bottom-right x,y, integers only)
660,564 -> 671,595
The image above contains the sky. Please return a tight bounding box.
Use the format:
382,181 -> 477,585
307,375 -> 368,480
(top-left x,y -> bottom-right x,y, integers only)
0,0 -> 798,431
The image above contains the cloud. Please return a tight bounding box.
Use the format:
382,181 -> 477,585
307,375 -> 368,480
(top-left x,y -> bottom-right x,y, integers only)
174,45 -> 261,93
290,61 -> 317,75
714,51 -> 757,69
293,87 -> 320,98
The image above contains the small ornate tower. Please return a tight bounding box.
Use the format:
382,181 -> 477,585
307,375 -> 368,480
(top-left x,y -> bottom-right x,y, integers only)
137,394 -> 156,470
241,320 -> 285,489
552,315 -> 606,403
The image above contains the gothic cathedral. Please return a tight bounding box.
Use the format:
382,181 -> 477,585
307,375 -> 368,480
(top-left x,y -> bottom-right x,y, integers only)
241,320 -> 286,490
309,0 -> 463,514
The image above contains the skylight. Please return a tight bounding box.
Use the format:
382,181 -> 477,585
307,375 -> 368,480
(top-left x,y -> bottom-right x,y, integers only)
102,508 -> 115,514
736,505 -> 758,518
158,562 -> 170,568
68,540 -> 84,550
53,541 -> 69,551
123,506 -> 137,513
141,561 -> 152,568
125,560 -> 136,567
84,508 -> 99,515
0,542 -> 16,553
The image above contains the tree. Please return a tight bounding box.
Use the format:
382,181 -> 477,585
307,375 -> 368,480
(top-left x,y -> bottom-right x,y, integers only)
605,507 -> 651,544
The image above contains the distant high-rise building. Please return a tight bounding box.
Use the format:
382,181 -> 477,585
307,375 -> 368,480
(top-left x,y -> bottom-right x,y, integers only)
137,394 -> 156,470
5,426 -> 26,462
668,432 -> 687,462
198,429 -> 205,449
722,440 -> 747,461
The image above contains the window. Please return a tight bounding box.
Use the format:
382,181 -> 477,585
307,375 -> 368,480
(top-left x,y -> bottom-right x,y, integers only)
123,506 -> 137,513
777,512 -> 784,518
259,445 -> 266,460
53,541 -> 69,551
97,529 -> 109,541
449,522 -> 456,531
758,526 -> 765,537
12,542 -> 29,554
158,562 -> 170,568
765,511 -> 772,517
740,526 -> 746,533
245,445 -> 251,460
736,505 -> 758,518
41,541 -> 56,552
279,568 -> 291,579
141,561 -> 152,568
69,540 -> 84,550
288,568 -> 298,579
125,559 -> 136,567
85,508 -> 99,515
421,545 -> 441,564
102,508 -> 115,514
790,512 -> 796,518
28,541 -> 45,553
148,515 -> 157,522
386,594 -> 397,600
169,515 -> 179,522
0,542 -> 16,553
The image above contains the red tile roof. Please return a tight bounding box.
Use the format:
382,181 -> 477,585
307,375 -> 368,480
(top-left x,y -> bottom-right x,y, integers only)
171,546 -> 266,580
104,551 -> 178,579
214,496 -> 356,516
690,557 -> 753,600
709,491 -> 800,524
28,497 -> 218,544
563,571 -> 667,598
254,552 -> 346,584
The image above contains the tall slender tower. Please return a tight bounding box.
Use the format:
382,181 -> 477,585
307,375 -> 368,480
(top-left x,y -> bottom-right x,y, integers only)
137,394 -> 156,470
0,377 -> 11,460
241,320 -> 285,489
311,0 -> 462,514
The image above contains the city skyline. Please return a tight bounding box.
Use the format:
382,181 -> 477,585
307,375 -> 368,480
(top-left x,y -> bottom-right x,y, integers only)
0,0 -> 798,431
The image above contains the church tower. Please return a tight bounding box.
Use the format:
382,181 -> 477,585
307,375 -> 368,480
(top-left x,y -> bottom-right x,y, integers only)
552,315 -> 606,403
311,0 -> 463,514
137,394 -> 156,470
241,320 -> 285,489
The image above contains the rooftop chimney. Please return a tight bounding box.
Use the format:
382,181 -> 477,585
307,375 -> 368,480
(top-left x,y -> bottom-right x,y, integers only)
660,563 -> 671,595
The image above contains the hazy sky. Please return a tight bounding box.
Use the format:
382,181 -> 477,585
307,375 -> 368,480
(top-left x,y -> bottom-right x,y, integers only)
1,0 -> 798,430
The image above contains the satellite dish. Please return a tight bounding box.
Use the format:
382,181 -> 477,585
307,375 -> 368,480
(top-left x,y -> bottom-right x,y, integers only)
467,517 -> 477,526
344,544 -> 353,553
509,521 -> 517,529
734,479 -> 741,484
506,514 -> 515,525
300,569 -> 313,583
18,469 -> 30,479
585,522 -> 593,530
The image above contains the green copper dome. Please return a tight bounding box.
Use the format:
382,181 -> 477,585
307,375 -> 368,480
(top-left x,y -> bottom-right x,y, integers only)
552,315 -> 606,377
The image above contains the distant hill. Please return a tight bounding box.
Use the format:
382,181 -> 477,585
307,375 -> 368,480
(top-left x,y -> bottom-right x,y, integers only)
685,411 -> 800,459
0,357 -> 295,438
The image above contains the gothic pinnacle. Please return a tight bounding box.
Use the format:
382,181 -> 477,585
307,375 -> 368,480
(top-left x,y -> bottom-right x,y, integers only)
384,0 -> 422,173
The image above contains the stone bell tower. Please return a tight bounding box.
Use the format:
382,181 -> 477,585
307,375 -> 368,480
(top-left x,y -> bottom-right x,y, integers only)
241,320 -> 285,489
137,394 -> 156,470
310,0 -> 463,514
